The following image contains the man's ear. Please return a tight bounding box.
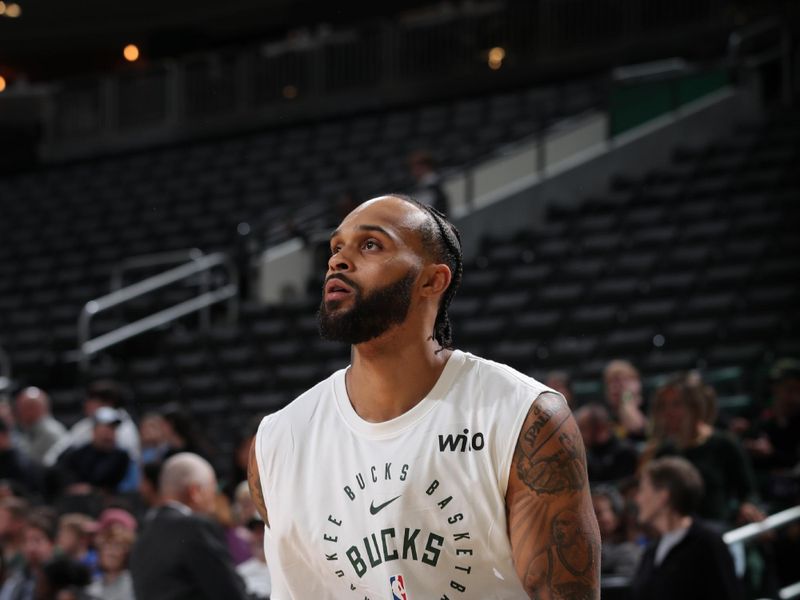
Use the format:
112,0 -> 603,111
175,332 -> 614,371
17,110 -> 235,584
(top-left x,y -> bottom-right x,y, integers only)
419,263 -> 452,299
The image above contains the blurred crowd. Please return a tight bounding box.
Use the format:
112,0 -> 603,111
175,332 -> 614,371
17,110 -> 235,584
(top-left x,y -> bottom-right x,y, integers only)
0,355 -> 797,599
551,357 -> 800,599
0,380 -> 269,600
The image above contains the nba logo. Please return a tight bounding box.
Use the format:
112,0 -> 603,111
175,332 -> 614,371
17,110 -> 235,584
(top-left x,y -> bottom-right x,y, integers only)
389,574 -> 408,600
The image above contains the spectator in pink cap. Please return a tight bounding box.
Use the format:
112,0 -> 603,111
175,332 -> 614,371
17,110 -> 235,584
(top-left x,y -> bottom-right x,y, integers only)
87,508 -> 136,600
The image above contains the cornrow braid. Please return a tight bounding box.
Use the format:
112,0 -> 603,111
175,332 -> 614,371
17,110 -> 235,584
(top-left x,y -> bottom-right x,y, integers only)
392,194 -> 463,351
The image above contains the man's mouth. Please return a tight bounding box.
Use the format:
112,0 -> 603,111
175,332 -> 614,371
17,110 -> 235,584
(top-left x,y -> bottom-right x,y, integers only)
324,277 -> 354,302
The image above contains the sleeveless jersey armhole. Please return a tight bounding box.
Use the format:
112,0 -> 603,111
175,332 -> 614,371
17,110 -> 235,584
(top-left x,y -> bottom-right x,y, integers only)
254,414 -> 276,533
497,393 -> 536,499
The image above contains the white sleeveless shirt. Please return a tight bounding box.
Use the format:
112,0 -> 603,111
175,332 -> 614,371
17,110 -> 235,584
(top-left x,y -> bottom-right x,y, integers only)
254,350 -> 556,599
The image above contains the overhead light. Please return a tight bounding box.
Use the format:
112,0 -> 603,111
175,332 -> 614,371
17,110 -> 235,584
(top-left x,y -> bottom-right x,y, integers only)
488,46 -> 505,70
5,2 -> 20,17
123,44 -> 140,62
0,76 -> 6,93
0,3 -> 6,16
282,84 -> 298,99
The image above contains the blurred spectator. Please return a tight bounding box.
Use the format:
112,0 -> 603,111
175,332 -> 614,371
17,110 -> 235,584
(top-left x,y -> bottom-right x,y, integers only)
138,413 -> 169,465
0,508 -> 57,600
0,420 -> 33,492
544,370 -> 574,408
86,512 -> 136,600
43,382 -> 139,468
54,408 -> 132,495
603,360 -> 647,440
0,497 -> 29,581
0,400 -> 29,465
55,515 -> 97,575
236,515 -> 271,599
631,457 -> 743,600
130,453 -> 248,600
14,388 -> 66,467
160,405 -> 212,460
224,430 -> 256,500
647,375 -> 763,526
408,150 -> 448,215
744,358 -> 800,476
137,462 -> 162,518
213,493 -> 252,566
575,403 -> 638,484
592,485 -> 642,579
36,556 -> 91,600
232,481 -> 257,529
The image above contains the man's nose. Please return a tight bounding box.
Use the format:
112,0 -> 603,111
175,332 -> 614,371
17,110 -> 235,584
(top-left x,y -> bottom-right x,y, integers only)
328,249 -> 352,272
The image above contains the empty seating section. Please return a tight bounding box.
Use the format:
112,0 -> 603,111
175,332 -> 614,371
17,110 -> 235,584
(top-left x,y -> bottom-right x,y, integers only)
451,115 -> 800,384
0,82 -> 600,396
0,92 -> 798,436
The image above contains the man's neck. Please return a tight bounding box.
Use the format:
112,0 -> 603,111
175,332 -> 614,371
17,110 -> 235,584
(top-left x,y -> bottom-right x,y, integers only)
347,332 -> 452,423
654,511 -> 692,536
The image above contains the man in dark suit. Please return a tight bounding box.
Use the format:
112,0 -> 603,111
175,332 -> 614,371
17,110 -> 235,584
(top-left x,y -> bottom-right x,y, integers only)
130,452 -> 249,600
630,456 -> 744,600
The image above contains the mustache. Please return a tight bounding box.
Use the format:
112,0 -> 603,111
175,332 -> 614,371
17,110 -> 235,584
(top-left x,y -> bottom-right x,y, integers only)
324,273 -> 361,294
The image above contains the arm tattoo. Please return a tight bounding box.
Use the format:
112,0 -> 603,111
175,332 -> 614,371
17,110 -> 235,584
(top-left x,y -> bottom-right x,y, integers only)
509,392 -> 600,599
517,430 -> 586,495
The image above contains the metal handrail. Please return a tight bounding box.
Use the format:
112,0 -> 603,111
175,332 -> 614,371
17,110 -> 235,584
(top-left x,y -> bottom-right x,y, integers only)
77,251 -> 238,370
724,505 -> 800,600
109,247 -> 212,328
723,504 -> 800,546
110,248 -> 204,291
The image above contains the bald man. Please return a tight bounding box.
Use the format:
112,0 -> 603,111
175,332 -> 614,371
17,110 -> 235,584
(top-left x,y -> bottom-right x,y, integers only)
14,387 -> 66,466
249,195 -> 600,599
130,453 -> 247,600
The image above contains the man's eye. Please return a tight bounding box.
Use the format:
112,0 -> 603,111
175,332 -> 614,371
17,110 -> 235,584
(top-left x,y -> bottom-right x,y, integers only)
363,240 -> 380,250
330,245 -> 341,255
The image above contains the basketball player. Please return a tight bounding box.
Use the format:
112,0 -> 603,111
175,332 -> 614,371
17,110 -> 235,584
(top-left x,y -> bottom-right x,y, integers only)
248,195 -> 600,599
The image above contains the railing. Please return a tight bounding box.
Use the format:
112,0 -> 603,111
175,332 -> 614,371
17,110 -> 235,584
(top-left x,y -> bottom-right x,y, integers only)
723,505 -> 800,600
76,252 -> 238,371
109,248 -> 212,328
40,0 -> 731,158
728,17 -> 794,105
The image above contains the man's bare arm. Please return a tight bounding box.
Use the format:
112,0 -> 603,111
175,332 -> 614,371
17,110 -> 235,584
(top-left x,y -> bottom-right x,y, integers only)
506,392 -> 600,600
247,438 -> 269,526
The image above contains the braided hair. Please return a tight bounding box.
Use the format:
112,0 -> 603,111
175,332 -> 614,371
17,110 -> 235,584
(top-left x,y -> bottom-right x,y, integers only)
393,194 -> 463,351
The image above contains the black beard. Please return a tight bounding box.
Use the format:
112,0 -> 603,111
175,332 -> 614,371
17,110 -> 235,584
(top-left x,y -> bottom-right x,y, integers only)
318,269 -> 417,345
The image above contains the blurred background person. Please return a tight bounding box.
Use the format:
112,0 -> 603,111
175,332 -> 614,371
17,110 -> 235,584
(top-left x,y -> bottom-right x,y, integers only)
646,374 -> 763,528
236,513 -> 271,599
14,389 -> 66,469
0,508 -> 57,600
213,492 -> 252,566
138,412 -> 169,465
592,485 -> 642,580
85,511 -> 136,600
35,556 -> 91,600
408,150 -> 448,214
743,358 -> 800,493
603,360 -> 647,441
54,408 -> 132,496
43,382 -> 139,470
544,370 -> 574,409
0,423 -> 32,502
0,497 -> 30,584
576,403 -> 638,485
631,456 -> 744,600
130,452 -> 247,600
54,514 -> 96,576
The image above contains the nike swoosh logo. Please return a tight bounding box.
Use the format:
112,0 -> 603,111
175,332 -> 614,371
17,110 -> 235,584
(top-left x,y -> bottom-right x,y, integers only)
369,494 -> 402,515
